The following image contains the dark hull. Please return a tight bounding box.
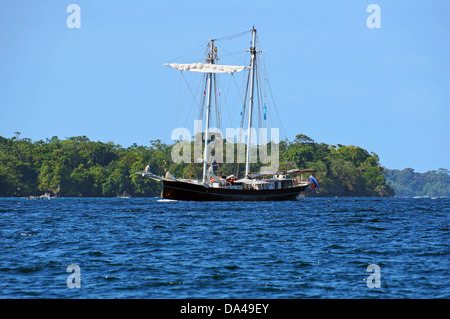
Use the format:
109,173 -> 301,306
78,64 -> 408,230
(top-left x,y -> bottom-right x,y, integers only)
163,180 -> 309,201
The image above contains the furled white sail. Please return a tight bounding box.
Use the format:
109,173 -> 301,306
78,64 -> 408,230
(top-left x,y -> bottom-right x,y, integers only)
164,63 -> 247,74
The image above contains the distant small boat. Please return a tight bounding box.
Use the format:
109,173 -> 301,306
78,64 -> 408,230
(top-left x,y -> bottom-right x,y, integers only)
117,191 -> 131,198
28,192 -> 51,200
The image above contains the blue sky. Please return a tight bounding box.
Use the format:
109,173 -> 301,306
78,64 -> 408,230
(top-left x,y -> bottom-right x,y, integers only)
0,0 -> 448,172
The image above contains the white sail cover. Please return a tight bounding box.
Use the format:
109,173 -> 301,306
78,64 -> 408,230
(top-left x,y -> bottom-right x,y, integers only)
164,63 -> 246,74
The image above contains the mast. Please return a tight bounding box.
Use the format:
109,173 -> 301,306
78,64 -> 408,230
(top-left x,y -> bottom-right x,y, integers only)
245,27 -> 257,177
164,34 -> 247,183
202,39 -> 215,184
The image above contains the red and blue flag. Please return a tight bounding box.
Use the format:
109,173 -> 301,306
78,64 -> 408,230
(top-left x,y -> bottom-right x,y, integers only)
308,174 -> 319,190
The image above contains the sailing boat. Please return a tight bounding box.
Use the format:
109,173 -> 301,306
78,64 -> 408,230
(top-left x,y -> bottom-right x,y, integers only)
139,27 -> 315,201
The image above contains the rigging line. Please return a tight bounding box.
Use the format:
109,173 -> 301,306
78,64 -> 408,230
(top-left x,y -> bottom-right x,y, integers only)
259,71 -> 265,131
235,69 -> 250,177
215,50 -> 247,61
167,41 -> 209,63
177,71 -> 182,127
256,63 -> 264,133
262,73 -> 276,135
183,72 -> 204,129
239,70 -> 250,133
214,29 -> 252,42
232,71 -> 246,107
198,73 -> 208,125
162,103 -> 182,143
179,71 -> 202,128
219,73 -> 241,129
215,44 -> 248,65
258,52 -> 287,140
213,74 -> 221,132
255,57 -> 264,135
223,73 -> 234,128
214,75 -> 218,130
258,63 -> 271,132
161,73 -> 185,142
181,71 -> 198,101
254,59 -> 260,131
265,75 -> 287,140
217,76 -> 228,130
258,53 -> 272,129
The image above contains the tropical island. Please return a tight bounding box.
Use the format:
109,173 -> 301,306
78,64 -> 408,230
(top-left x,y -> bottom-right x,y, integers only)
0,133 -> 448,198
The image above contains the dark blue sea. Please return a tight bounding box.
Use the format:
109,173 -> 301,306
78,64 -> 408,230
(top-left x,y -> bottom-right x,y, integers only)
0,197 -> 448,299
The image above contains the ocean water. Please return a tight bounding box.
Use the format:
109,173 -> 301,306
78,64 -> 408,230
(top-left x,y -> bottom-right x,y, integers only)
0,197 -> 448,299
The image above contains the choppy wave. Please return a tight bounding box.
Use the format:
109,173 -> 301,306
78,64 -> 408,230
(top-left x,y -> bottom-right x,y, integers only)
0,197 -> 448,298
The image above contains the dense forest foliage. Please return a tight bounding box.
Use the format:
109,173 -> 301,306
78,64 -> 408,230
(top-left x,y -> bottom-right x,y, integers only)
0,133 -> 398,197
385,168 -> 450,198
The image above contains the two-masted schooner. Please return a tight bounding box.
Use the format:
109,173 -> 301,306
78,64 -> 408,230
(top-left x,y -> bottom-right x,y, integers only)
139,27 -> 317,201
